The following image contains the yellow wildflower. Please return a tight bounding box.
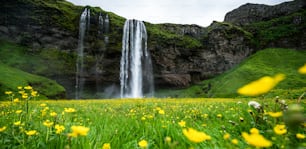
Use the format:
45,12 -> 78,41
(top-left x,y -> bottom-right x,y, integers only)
40,103 -> 47,107
68,125 -> 89,137
5,91 -> 12,95
50,112 -> 57,117
183,128 -> 211,143
138,140 -> 148,148
250,128 -> 259,134
223,133 -> 230,140
24,86 -> 32,90
22,94 -> 28,99
158,109 -> 165,115
178,120 -> 186,127
55,124 -> 65,134
102,143 -> 111,149
217,114 -> 222,118
43,120 -> 54,127
13,98 -> 20,103
274,124 -> 287,135
237,74 -> 285,96
242,128 -> 272,148
31,90 -> 38,97
15,110 -> 23,114
268,111 -> 283,118
64,108 -> 76,113
0,126 -> 6,132
14,121 -> 21,126
296,133 -> 305,139
298,63 -> 306,74
165,136 -> 171,143
25,130 -> 37,136
231,139 -> 238,145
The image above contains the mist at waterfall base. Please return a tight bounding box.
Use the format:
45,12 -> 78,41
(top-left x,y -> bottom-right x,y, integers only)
75,8 -> 154,99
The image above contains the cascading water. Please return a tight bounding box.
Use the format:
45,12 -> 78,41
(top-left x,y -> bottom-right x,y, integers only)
75,8 -> 90,99
120,19 -> 154,98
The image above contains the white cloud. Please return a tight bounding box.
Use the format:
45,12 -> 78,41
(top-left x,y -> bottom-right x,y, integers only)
67,0 -> 291,27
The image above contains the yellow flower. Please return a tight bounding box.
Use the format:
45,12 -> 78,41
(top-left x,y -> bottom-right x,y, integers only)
237,74 -> 285,96
5,91 -> 12,95
13,98 -> 20,103
43,120 -> 54,127
223,133 -> 230,140
274,124 -> 287,135
165,136 -> 171,143
15,110 -> 23,114
178,120 -> 186,127
14,121 -> 21,126
0,126 -> 7,132
24,86 -> 32,90
40,103 -> 47,107
296,133 -> 305,139
268,111 -> 283,118
242,129 -> 272,148
17,86 -> 23,90
158,110 -> 165,115
298,63 -> 306,74
68,125 -> 89,137
231,139 -> 239,145
250,128 -> 259,134
138,140 -> 148,148
102,143 -> 111,149
55,124 -> 65,134
183,128 -> 211,143
217,114 -> 222,118
64,108 -> 76,113
22,94 -> 28,99
25,130 -> 37,136
50,112 -> 57,117
31,91 -> 38,97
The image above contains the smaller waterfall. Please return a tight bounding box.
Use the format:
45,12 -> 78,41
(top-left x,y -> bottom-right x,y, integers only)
76,8 -> 90,99
120,19 -> 154,98
104,14 -> 109,43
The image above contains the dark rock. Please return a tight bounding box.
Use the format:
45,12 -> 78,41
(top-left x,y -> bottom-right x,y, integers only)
224,0 -> 306,26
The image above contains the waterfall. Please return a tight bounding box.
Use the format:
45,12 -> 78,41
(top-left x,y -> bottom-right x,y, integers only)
120,19 -> 154,98
76,8 -> 90,99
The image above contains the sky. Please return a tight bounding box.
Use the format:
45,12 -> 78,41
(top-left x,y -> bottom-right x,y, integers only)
67,0 -> 291,27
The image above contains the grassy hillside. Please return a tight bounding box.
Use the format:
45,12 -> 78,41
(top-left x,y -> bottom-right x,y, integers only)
0,63 -> 66,100
157,48 -> 306,99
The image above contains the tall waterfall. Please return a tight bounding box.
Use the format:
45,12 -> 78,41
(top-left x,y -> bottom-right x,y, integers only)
75,8 -> 90,99
120,19 -> 154,98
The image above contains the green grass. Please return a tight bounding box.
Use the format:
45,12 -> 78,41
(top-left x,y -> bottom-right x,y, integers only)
0,40 -> 77,77
157,48 -> 306,98
0,63 -> 65,100
245,9 -> 306,48
0,98 -> 304,148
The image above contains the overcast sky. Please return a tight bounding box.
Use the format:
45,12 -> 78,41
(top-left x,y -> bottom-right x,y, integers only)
67,0 -> 291,27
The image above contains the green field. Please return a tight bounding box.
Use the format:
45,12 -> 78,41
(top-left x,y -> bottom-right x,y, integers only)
0,95 -> 304,149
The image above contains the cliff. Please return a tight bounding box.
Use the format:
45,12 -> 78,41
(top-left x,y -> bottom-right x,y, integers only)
0,0 -> 304,98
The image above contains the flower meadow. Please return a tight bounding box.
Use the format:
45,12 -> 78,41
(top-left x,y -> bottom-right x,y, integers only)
0,64 -> 305,149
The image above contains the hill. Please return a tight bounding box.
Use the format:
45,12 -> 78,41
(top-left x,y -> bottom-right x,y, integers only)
157,48 -> 306,99
0,62 -> 66,100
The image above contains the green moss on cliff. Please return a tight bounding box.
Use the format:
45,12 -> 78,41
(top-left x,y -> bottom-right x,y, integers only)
146,23 -> 203,49
245,9 -> 306,48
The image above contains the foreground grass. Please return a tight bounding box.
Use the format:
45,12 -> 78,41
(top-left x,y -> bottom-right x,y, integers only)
0,98 -> 304,149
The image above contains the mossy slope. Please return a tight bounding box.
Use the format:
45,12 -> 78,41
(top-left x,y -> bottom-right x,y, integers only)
0,63 -> 66,100
157,48 -> 306,99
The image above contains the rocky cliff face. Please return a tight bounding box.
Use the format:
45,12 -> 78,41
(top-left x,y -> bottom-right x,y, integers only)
224,0 -> 306,26
0,0 -> 303,98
